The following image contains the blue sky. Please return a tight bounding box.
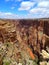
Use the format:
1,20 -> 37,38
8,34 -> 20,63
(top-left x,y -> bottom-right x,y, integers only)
0,0 -> 49,19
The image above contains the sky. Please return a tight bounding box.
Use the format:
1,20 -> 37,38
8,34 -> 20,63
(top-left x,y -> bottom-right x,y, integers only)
0,0 -> 49,19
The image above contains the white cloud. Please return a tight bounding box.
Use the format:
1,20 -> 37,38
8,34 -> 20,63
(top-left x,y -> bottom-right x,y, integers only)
38,1 -> 49,8
29,7 -> 49,18
0,12 -> 19,19
11,6 -> 15,9
0,12 -> 30,19
15,0 -> 22,2
29,0 -> 49,18
18,1 -> 35,10
30,8 -> 46,14
30,0 -> 49,2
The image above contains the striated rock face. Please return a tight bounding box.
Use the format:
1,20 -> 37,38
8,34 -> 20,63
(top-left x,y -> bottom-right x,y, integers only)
0,20 -> 17,42
0,19 -> 49,65
0,19 -> 49,48
44,21 -> 49,36
0,19 -> 49,49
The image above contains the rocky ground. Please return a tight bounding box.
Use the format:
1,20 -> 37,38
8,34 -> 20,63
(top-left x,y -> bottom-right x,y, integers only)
0,19 -> 49,65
